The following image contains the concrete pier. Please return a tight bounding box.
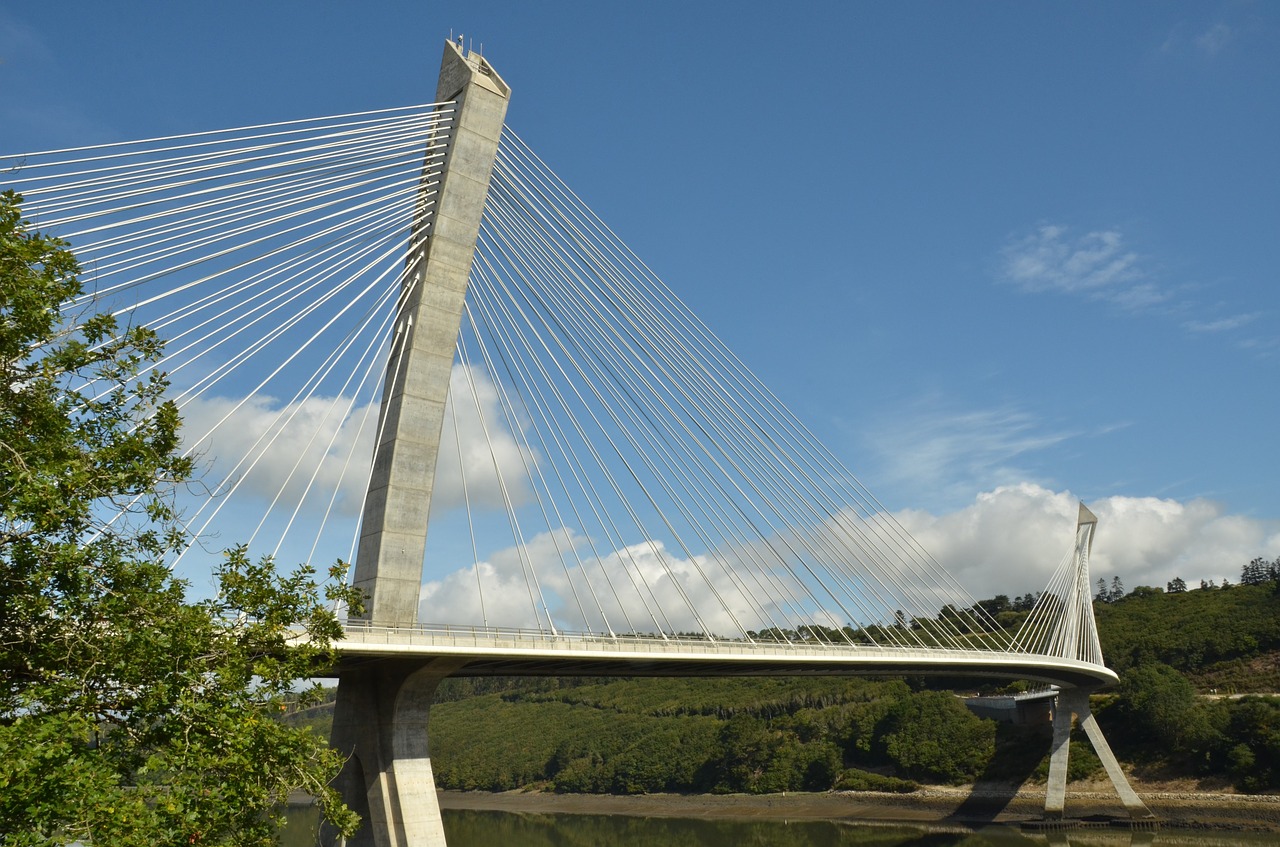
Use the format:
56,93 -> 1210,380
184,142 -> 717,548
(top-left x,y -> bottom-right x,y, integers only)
1044,686 -> 1153,821
325,659 -> 469,847
325,39 -> 509,847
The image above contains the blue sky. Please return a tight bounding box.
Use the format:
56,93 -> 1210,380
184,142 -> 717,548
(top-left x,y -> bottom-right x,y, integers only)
3,1 -> 1278,597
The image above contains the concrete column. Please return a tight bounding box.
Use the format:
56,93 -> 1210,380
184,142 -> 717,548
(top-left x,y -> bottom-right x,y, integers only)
324,659 -> 469,847
1044,686 -> 1153,821
1044,687 -> 1076,819
1077,700 -> 1154,818
350,40 -> 511,627
326,40 -> 509,847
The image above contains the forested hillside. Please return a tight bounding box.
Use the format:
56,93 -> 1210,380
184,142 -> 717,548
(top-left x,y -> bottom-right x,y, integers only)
428,677 -> 989,794
1094,576 -> 1280,691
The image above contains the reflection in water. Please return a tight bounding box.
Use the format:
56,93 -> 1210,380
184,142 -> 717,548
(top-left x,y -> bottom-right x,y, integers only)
280,807 -> 1279,847
1042,831 -> 1157,847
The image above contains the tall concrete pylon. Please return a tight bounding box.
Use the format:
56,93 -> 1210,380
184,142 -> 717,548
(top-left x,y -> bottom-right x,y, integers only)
325,40 -> 509,847
349,38 -> 510,629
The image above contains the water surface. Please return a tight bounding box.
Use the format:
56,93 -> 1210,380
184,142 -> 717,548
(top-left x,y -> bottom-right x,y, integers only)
280,807 -> 1280,846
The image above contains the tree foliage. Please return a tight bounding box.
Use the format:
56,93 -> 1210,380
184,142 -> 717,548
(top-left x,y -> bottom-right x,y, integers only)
872,691 -> 995,784
1240,556 -> 1280,587
1096,662 -> 1280,791
0,191 -> 361,846
427,675 -> 1005,795
1093,579 -> 1280,677
417,571 -> 1280,798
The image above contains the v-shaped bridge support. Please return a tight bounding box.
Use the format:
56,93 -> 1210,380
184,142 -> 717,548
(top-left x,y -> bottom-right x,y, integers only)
1045,686 -> 1154,821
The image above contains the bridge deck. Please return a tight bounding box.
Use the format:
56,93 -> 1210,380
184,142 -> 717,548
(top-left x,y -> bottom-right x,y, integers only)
331,624 -> 1117,688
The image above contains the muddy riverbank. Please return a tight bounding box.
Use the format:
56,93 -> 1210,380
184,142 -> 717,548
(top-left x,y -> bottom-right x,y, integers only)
437,781 -> 1280,832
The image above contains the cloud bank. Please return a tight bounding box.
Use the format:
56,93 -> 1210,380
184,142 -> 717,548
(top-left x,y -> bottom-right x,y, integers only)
896,483 -> 1280,600
416,481 -> 1280,632
419,528 -> 794,636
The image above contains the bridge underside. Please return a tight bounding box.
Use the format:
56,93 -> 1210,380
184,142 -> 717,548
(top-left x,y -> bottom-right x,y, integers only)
335,655 -> 1111,689
329,639 -> 1118,690
400,659 -> 1108,688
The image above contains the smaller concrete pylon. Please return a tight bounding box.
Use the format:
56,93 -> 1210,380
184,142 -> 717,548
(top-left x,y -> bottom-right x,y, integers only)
1044,686 -> 1153,821
1042,506 -> 1152,822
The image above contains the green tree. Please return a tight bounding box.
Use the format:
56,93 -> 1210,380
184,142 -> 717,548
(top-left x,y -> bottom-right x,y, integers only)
1240,557 -> 1279,587
875,691 -> 995,784
1224,698 -> 1280,792
974,594 -> 1011,618
0,191 -> 360,846
710,716 -> 779,792
1111,663 -> 1223,763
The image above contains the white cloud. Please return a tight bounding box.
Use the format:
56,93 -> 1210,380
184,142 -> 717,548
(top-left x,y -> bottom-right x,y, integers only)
179,363 -> 533,520
420,527 -> 803,636
1159,21 -> 1235,58
1239,335 -> 1280,355
1000,225 -> 1157,308
181,392 -> 376,517
893,483 -> 1279,600
1195,23 -> 1233,56
861,399 -> 1076,510
417,483 -> 1280,635
432,364 -> 535,511
1184,313 -> 1259,333
998,226 -> 1263,351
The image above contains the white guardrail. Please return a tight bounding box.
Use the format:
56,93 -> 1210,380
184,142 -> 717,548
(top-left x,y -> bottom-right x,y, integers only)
337,620 -> 970,657
331,621 -> 1099,671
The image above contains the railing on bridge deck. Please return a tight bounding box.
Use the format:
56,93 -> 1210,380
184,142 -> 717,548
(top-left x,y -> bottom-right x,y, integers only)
335,619 -> 1095,667
344,619 -> 946,653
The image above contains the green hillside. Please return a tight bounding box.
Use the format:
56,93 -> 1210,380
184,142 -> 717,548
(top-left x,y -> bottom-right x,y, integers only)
1094,580 -> 1280,691
428,676 -> 974,794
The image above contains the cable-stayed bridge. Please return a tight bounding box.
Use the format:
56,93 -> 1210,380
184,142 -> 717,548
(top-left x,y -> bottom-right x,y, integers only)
5,40 -> 1152,847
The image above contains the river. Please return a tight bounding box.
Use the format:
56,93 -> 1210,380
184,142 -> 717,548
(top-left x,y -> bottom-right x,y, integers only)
280,807 -> 1280,846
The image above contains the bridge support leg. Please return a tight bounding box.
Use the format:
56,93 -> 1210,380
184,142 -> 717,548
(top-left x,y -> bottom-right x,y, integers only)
1076,696 -> 1152,818
323,659 -> 468,847
1044,687 -> 1153,820
1044,688 -> 1074,819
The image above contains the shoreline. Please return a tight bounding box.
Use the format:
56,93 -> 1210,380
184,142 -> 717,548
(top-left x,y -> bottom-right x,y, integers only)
436,783 -> 1280,832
